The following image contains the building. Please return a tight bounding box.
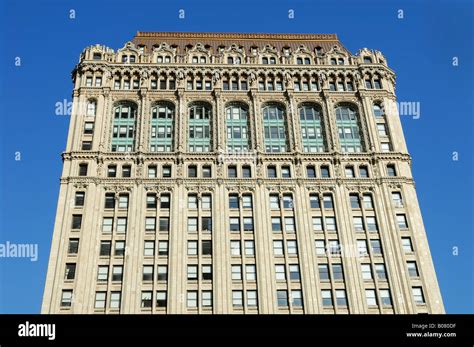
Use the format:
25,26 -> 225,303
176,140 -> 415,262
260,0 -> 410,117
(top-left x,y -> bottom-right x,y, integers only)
42,32 -> 444,314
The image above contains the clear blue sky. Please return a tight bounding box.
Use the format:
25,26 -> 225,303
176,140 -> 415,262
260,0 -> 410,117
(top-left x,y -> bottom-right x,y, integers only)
0,0 -> 472,313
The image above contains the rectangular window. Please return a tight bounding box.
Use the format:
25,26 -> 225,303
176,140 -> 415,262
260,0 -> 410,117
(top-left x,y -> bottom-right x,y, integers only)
187,240 -> 198,256
247,290 -> 257,307
291,290 -> 303,307
365,289 -> 377,306
187,265 -> 198,280
188,165 -> 197,178
412,287 -> 425,304
392,192 -> 403,207
289,264 -> 300,281
336,290 -> 348,307
321,290 -> 333,307
307,166 -> 316,178
267,166 -> 277,178
320,166 -> 330,178
71,214 -> 82,230
284,217 -> 295,233
144,241 -> 154,256
115,241 -> 125,256
269,194 -> 280,209
271,217 -> 282,232
361,264 -> 372,280
332,263 -> 344,281
156,291 -> 167,308
357,240 -> 368,256
187,291 -> 198,308
142,265 -> 154,281
245,264 -> 256,281
228,166 -> 237,178
202,291 -> 212,307
94,292 -> 106,309
242,195 -> 253,209
325,217 -> 337,231
231,265 -> 242,281
353,216 -> 364,231
273,240 -> 284,256
244,240 -> 255,256
112,266 -> 123,281
64,263 -> 76,280
397,214 -> 408,229
158,241 -> 168,256
159,217 -> 169,232
315,240 -> 326,255
110,292 -> 121,309
401,237 -> 414,252
230,240 -> 241,256
99,241 -> 111,256
74,192 -> 85,207
309,195 -> 320,209
323,195 -> 333,209
116,217 -> 127,233
229,194 -> 239,209
202,265 -> 212,281
350,194 -> 360,209
145,217 -> 156,232
202,240 -> 212,255
232,291 -> 243,307
229,217 -> 240,232
201,194 -> 211,209
162,165 -> 172,177
375,264 -> 387,280
157,265 -> 168,281
275,264 -> 286,281
407,261 -> 419,277
118,195 -> 128,209
318,264 -> 330,281
141,292 -> 152,308
287,240 -> 298,255
68,238 -> 79,254
277,290 -> 288,307
380,289 -> 392,306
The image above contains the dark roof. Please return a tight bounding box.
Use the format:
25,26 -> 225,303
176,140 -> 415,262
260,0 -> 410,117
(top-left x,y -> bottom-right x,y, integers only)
132,31 -> 349,55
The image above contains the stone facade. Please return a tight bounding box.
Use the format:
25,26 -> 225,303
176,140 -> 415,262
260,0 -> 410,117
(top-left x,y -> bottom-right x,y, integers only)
42,32 -> 444,314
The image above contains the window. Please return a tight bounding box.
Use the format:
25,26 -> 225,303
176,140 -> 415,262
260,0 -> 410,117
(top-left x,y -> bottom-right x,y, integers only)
188,165 -> 197,178
336,290 -> 348,307
247,291 -> 258,307
145,217 -> 156,232
401,237 -> 414,252
64,263 -> 76,280
321,290 -> 333,307
380,289 -> 392,306
284,217 -> 295,233
202,240 -> 212,255
275,264 -> 286,281
104,193 -> 115,209
350,194 -> 361,209
202,291 -> 212,307
307,166 -> 316,178
361,264 -> 372,280
282,194 -> 293,209
267,166 -> 277,178
244,240 -> 255,256
291,290 -> 303,307
375,263 -> 387,280
81,141 -> 92,150
68,238 -> 79,254
357,240 -> 368,256
201,217 -> 212,232
281,166 -> 291,178
84,122 -> 94,135
107,165 -> 117,178
387,164 -> 397,177
335,105 -> 364,152
318,264 -> 330,280
146,194 -> 157,209
332,264 -> 344,281
78,163 -> 88,176
188,103 -> 212,152
370,239 -> 382,255
187,265 -> 198,280
232,291 -> 243,307
112,266 -> 123,282
230,241 -> 241,256
115,241 -> 125,256
158,217 -> 169,232
373,104 -> 384,118
157,265 -> 168,281
377,124 -> 388,137
228,166 -> 237,178
323,194 -> 333,209
289,264 -> 300,281
118,194 -> 128,209
71,214 -> 82,230
320,166 -> 330,178
392,192 -> 403,207
273,240 -> 284,256
60,290 -> 73,307
144,241 -> 154,256
229,194 -> 239,209
187,291 -> 198,308
309,194 -> 320,209
287,240 -> 298,255
148,165 -> 158,178
122,165 -> 131,178
161,194 -> 171,209
97,266 -> 109,282
202,265 -> 212,281
277,290 -> 288,307
412,287 -> 425,304
156,291 -> 167,308
407,261 -> 419,277
242,194 -> 253,209
269,194 -> 280,209
231,265 -> 242,281
363,194 -> 374,209
140,291 -> 152,308
74,192 -> 85,207
116,217 -> 127,233
359,166 -> 369,178
242,166 -> 251,178
162,165 -> 172,177
187,241 -> 198,256
345,166 -> 355,178
325,217 -> 337,231
158,241 -> 168,256
397,214 -> 408,229
363,56 -> 373,63
86,100 -> 96,116
202,165 -> 212,178
229,217 -> 240,232
315,240 -> 326,255
143,265 -> 154,281
367,216 -> 378,232
271,217 -> 282,232
99,241 -> 111,256
201,194 -> 212,210
110,292 -> 121,309
381,143 -> 391,152
365,289 -> 377,306
312,217 -> 323,231
263,104 -> 287,153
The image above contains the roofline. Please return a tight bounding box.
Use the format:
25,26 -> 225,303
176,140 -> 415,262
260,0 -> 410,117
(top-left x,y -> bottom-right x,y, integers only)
134,31 -> 340,42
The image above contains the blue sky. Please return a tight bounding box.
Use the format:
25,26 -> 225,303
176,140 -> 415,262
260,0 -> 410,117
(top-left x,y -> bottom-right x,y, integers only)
0,0 -> 472,313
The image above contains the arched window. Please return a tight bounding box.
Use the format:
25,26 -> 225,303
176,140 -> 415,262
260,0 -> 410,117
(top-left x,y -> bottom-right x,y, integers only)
188,102 -> 212,152
373,104 -> 383,118
111,102 -> 137,152
150,102 -> 174,152
86,100 -> 96,116
335,105 -> 364,153
226,103 -> 249,152
227,57 -> 234,64
263,104 -> 287,153
299,104 -> 326,153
